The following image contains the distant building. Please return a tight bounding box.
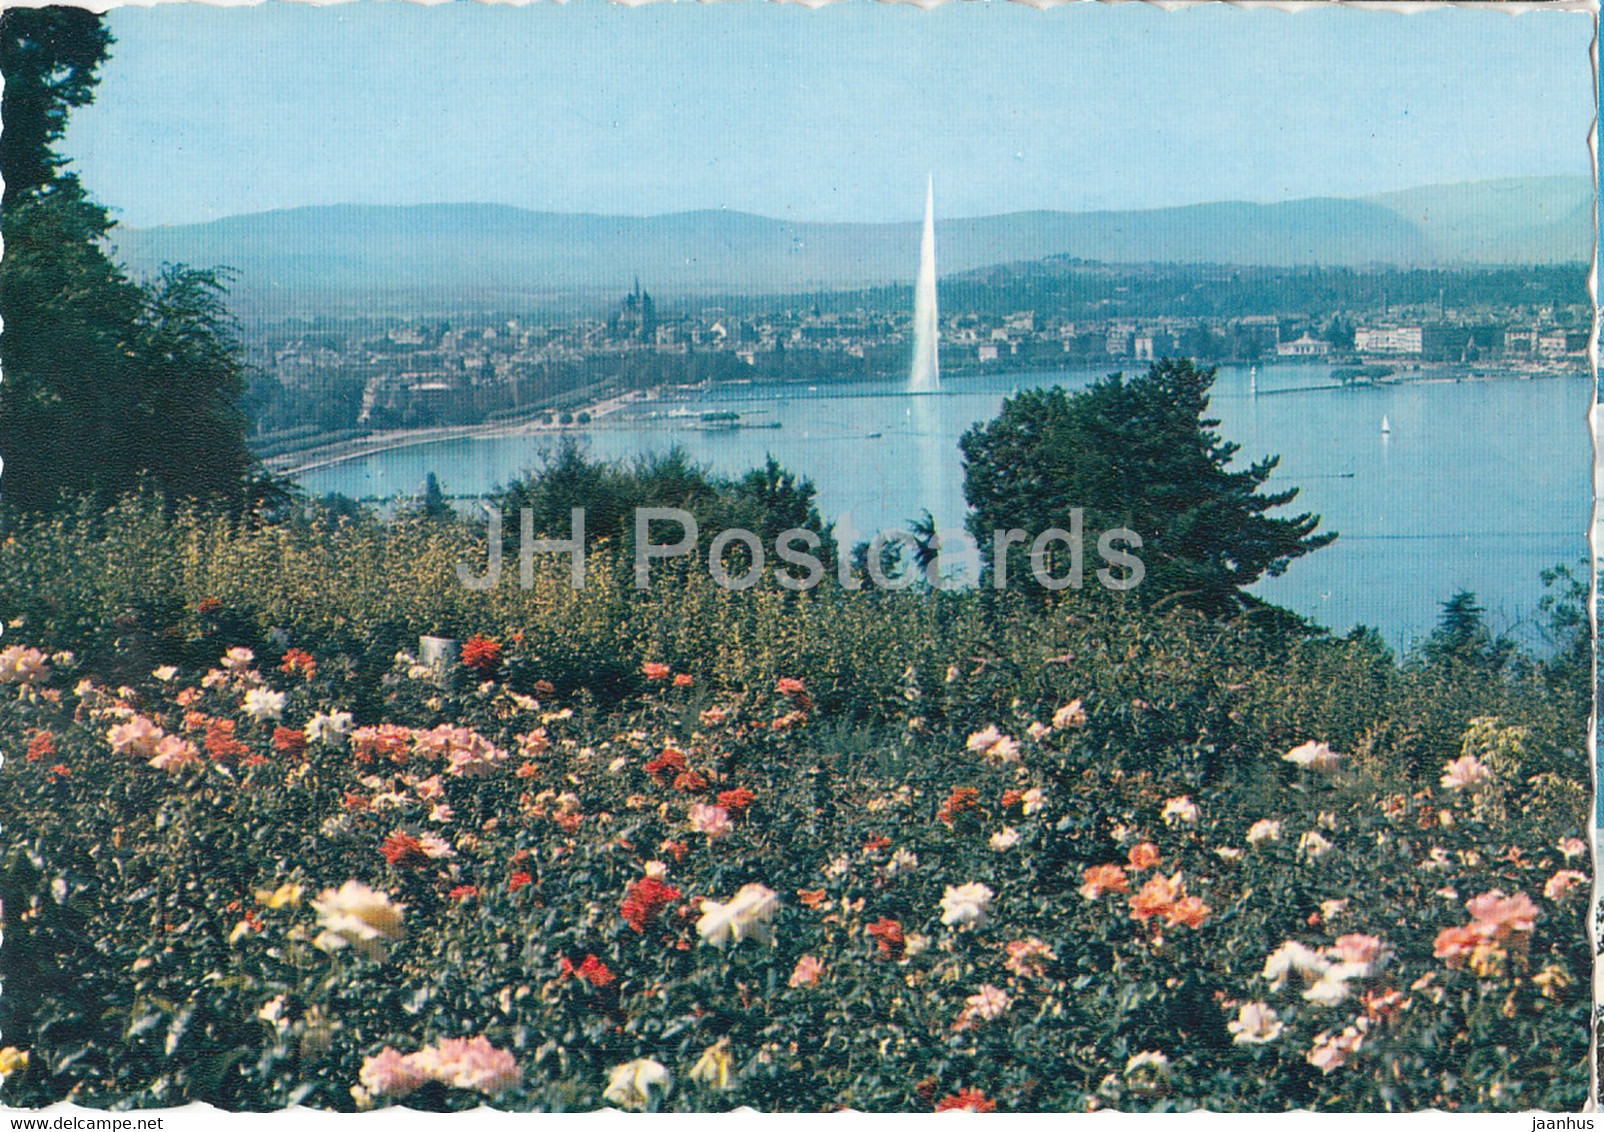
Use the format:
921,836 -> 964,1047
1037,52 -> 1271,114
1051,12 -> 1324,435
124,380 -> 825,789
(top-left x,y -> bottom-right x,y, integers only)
1277,333 -> 1330,358
1354,326 -> 1423,356
1538,330 -> 1570,358
1504,327 -> 1539,355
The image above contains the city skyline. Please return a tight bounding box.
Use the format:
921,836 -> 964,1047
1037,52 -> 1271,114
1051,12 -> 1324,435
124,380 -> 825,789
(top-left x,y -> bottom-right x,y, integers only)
64,1 -> 1594,230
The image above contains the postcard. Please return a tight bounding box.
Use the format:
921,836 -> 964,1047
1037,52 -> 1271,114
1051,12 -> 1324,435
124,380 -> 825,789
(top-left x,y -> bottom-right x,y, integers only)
0,0 -> 1595,1115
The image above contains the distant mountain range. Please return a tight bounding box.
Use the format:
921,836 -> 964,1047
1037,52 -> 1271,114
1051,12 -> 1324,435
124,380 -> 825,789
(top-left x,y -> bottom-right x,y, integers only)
110,176 -> 1592,311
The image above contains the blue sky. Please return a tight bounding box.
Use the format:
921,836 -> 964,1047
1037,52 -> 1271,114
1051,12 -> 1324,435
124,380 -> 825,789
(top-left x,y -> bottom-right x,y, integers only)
64,1 -> 1595,228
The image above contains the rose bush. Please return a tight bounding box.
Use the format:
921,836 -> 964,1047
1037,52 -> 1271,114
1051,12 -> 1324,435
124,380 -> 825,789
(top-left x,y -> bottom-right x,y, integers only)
0,505 -> 1589,1111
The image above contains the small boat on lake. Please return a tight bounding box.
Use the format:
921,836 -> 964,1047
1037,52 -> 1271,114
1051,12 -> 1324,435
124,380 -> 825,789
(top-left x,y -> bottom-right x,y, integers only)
1380,415 -> 1392,434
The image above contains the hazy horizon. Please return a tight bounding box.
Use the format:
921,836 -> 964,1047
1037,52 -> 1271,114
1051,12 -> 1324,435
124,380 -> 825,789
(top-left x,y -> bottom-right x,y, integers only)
64,2 -> 1594,230
116,172 -> 1595,233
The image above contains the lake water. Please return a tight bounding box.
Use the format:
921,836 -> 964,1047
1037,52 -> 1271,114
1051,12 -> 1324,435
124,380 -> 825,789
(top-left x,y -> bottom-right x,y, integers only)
299,364 -> 1594,651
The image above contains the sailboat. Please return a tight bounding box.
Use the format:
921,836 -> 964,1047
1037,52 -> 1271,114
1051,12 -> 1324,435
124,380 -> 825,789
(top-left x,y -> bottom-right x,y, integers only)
1380,415 -> 1392,434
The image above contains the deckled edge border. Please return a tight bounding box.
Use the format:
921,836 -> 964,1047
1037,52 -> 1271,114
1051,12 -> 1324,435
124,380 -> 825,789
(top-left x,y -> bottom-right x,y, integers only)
0,0 -> 1597,1125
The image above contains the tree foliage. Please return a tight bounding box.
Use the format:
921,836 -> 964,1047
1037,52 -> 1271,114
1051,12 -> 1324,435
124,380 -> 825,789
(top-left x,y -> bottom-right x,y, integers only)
0,6 -> 111,209
959,358 -> 1335,616
490,437 -> 836,564
0,7 -> 256,518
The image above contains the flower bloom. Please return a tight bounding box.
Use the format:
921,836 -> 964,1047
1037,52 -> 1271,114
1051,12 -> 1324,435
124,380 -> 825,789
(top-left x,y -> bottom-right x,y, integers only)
358,1047 -> 429,1099
1439,754 -> 1492,791
1124,1050 -> 1170,1079
1299,831 -> 1334,859
1306,1027 -> 1364,1075
1432,925 -> 1482,966
688,802 -> 733,839
1327,934 -> 1385,969
604,1058 -> 672,1110
620,876 -> 681,932
279,648 -> 316,678
149,735 -> 201,771
716,787 -> 755,813
108,714 -> 166,759
673,768 -> 709,793
936,786 -> 981,826
559,954 -> 615,988
449,885 -> 477,903
416,725 -> 509,778
242,688 -> 287,723
311,881 -> 405,961
1165,895 -> 1212,929
1283,740 -> 1343,772
789,954 -> 824,987
696,883 -> 779,948
380,832 -> 430,868
26,731 -> 56,763
151,665 -> 180,683
1544,870 -> 1587,902
866,918 -> 906,960
0,1047 -> 29,1082
1246,819 -> 1282,844
1051,699 -> 1087,729
0,646 -> 50,685
1228,1002 -> 1283,1045
989,826 -> 1021,851
935,1088 -> 995,1113
885,847 -> 919,876
1162,796 -> 1199,825
272,727 -> 307,755
775,676 -> 806,696
940,882 -> 994,928
687,1039 -> 733,1091
221,647 -> 256,672
1127,842 -> 1161,871
1262,940 -> 1331,990
203,718 -> 250,765
306,711 -> 354,746
641,662 -> 671,681
1303,966 -> 1365,1007
1557,836 -> 1587,861
508,871 -> 533,893
459,634 -> 502,675
1002,936 -> 1057,979
361,1037 -> 521,1099
1128,872 -> 1183,922
644,747 -> 688,783
1464,889 -> 1538,940
965,726 -> 1019,764
957,984 -> 1010,1026
1080,864 -> 1130,901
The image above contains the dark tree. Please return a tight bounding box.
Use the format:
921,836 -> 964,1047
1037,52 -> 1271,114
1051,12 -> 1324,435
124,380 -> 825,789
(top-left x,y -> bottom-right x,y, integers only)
0,9 -> 257,517
1421,590 -> 1512,671
960,358 -> 1334,616
0,7 -> 112,209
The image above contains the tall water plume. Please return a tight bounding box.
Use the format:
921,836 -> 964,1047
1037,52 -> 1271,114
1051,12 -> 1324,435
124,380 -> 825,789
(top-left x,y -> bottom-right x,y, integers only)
909,176 -> 939,392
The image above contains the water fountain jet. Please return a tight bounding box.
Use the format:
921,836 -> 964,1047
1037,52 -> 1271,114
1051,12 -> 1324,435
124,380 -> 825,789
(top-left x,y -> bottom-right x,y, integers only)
908,176 -> 940,393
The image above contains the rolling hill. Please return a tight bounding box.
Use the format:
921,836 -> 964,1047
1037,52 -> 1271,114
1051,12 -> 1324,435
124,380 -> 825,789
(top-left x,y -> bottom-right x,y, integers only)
110,176 -> 1592,313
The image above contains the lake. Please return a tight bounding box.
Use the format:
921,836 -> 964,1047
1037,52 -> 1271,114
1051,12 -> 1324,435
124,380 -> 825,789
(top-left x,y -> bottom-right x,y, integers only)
298,364 -> 1594,651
